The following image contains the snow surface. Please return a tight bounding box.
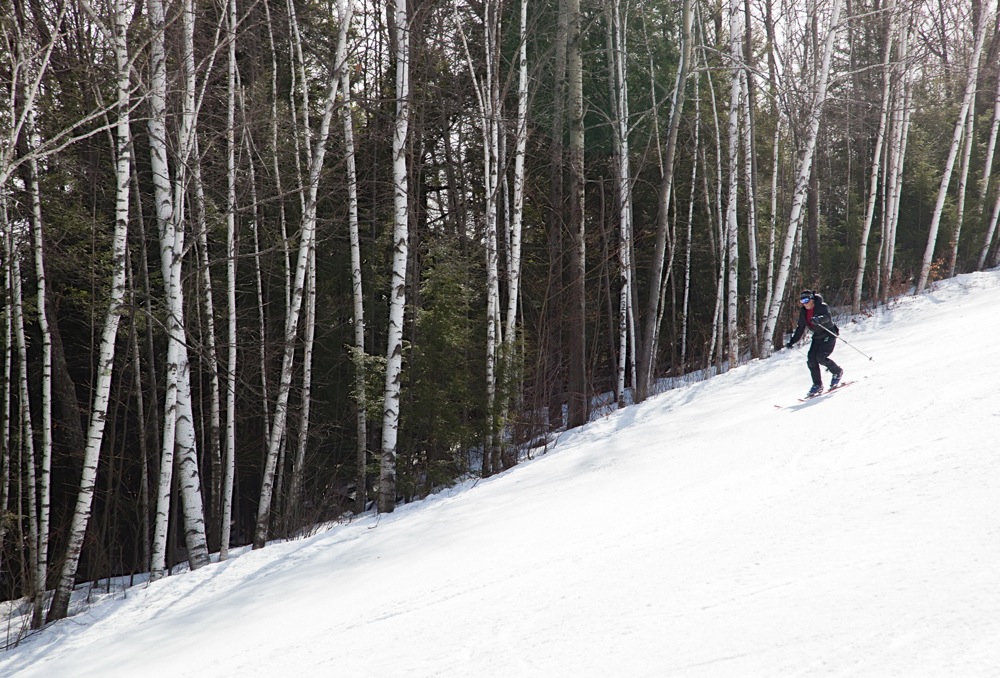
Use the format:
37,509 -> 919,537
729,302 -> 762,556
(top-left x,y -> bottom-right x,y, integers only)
2,271 -> 999,677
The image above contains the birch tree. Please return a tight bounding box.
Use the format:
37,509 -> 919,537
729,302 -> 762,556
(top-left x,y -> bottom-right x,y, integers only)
977,58 -> 1000,268
506,0 -> 528,359
759,0 -> 782,329
0,205 -> 10,588
192,135 -> 222,542
454,0 -> 503,473
379,0 -> 411,512
148,0 -> 210,578
25,105 -> 52,632
635,0 -> 692,402
724,0 -> 743,364
740,67 -> 760,353
0,0 -> 69,625
916,7 -> 989,294
255,0 -> 353,544
946,101 -> 976,277
880,50 -> 914,302
46,0 -> 132,620
341,61 -> 368,513
681,70 -> 702,368
501,0 -> 529,435
10,238 -> 41,625
853,0 -> 896,312
607,0 -> 635,404
220,0 -> 240,560
761,0 -> 843,348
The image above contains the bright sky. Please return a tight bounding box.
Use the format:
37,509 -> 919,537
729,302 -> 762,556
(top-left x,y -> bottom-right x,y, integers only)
2,269 -> 998,677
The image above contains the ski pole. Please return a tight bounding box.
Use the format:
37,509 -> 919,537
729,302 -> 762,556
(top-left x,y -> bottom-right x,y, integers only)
815,323 -> 874,361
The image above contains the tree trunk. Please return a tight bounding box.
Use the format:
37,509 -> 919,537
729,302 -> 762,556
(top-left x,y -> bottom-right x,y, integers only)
947,102 -> 976,277
148,0 -> 210,578
725,0 -> 742,365
24,110 -> 53,630
546,0 -> 569,429
566,0 -> 587,428
917,10 -> 988,293
761,0 -> 843,348
853,2 -> 895,313
635,0 -> 692,402
977,59 -> 1000,268
379,0 -> 410,513
47,0 -> 131,619
607,0 -> 634,405
341,63 -> 368,514
220,0 -> 240,560
256,0 -> 352,543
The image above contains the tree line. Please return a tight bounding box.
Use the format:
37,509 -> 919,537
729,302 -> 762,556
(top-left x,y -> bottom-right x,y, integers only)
0,0 -> 997,632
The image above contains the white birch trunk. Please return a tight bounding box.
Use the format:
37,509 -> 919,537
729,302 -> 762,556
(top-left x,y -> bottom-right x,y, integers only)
341,65 -> 368,514
761,0 -> 843,348
272,0 -> 314,511
173,0 -> 211,572
982,187 -> 1000,267
192,138 -> 222,534
947,103 -> 977,277
725,0 -> 743,365
10,249 -> 41,621
380,0 -> 411,511
46,0 -> 131,619
255,0 -> 352,544
682,71 -> 702,368
760,0 -> 781,324
883,64 -> 914,300
703,31 -> 726,368
853,5 -> 895,312
498,0 -> 528,432
24,107 -> 52,629
635,0 -> 692,400
916,13 -> 988,293
608,0 -> 634,404
879,22 -> 912,300
762,113 -> 781,323
977,61 -> 1000,268
220,0 -> 240,560
0,203 -> 11,586
506,0 -> 528,353
148,0 -> 209,578
978,60 -> 1000,211
1,7 -> 62,629
740,68 -> 759,352
288,244 -> 317,524
457,0 -> 504,470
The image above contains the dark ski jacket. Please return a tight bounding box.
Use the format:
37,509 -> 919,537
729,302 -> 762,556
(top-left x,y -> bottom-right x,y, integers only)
790,293 -> 839,345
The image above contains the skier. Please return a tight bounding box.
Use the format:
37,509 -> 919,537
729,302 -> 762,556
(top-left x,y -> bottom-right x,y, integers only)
786,290 -> 844,398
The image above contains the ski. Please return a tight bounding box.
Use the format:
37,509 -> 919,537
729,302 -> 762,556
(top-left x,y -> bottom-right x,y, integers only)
774,380 -> 857,409
797,379 -> 856,402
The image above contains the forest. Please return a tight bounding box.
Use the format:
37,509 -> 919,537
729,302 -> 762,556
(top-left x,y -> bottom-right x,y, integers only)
0,0 -> 997,633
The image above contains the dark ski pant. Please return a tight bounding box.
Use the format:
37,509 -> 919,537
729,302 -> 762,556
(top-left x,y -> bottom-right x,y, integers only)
807,336 -> 841,386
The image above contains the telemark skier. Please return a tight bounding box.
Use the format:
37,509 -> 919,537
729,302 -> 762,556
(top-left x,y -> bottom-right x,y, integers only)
786,290 -> 844,398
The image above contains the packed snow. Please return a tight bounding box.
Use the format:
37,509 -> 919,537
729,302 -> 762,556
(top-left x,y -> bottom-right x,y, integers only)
2,271 -> 999,677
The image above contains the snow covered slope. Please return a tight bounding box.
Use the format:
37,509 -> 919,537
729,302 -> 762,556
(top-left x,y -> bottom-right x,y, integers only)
2,271 -> 999,677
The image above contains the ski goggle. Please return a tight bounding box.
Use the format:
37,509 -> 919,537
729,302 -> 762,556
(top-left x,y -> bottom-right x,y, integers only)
800,296 -> 812,304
